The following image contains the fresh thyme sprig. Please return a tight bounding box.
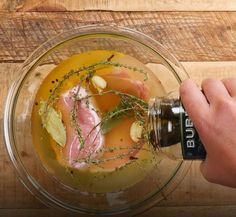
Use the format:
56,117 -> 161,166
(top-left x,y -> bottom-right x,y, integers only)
76,89 -> 149,137
71,90 -> 151,168
45,60 -> 148,110
71,88 -> 85,149
70,68 -> 97,150
74,142 -> 145,165
41,56 -> 150,168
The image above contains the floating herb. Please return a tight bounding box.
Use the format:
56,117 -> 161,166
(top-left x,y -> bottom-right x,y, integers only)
39,101 -> 66,147
78,90 -> 148,137
41,56 -> 149,154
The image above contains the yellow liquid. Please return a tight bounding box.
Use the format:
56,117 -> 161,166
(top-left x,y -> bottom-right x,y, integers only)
31,50 -> 166,193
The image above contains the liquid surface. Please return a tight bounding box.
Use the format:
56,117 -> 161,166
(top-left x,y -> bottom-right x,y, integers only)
31,50 -> 166,193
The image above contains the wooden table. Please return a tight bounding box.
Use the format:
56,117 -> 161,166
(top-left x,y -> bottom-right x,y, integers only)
1,1 -> 236,217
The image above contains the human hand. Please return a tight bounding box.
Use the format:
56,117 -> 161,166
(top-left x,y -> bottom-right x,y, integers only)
180,78 -> 236,187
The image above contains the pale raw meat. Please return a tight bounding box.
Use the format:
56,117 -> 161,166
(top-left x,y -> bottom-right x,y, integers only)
103,71 -> 150,100
58,86 -> 103,169
57,71 -> 149,169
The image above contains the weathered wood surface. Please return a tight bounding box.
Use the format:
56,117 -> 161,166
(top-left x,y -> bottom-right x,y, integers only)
2,206 -> 236,217
1,61 -> 236,217
1,7 -> 236,217
1,12 -> 236,63
1,0 -> 236,12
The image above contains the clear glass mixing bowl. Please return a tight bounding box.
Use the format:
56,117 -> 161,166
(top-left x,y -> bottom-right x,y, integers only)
3,25 -> 191,216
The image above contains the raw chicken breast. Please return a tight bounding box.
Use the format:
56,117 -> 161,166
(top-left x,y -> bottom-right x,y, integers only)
102,70 -> 150,100
57,86 -> 103,169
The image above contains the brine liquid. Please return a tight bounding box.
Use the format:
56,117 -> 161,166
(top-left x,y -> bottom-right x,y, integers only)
31,50 -> 166,193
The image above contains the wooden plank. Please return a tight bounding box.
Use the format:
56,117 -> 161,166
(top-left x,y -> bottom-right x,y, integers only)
0,209 -> 77,217
1,0 -> 236,12
1,206 -> 236,217
1,61 -> 236,212
143,205 -> 236,217
1,12 -> 236,63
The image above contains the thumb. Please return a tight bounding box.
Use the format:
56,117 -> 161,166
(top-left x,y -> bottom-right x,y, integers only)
200,157 -> 215,183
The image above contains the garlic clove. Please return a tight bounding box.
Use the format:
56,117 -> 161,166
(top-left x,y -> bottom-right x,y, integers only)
91,75 -> 107,92
130,121 -> 143,142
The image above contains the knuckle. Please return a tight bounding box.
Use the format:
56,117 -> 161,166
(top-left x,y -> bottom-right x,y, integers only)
215,98 -> 234,113
201,78 -> 217,89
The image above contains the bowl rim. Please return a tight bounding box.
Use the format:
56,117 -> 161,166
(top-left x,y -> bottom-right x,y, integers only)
3,24 -> 191,216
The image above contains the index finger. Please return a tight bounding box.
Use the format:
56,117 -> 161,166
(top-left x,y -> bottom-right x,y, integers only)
180,79 -> 210,128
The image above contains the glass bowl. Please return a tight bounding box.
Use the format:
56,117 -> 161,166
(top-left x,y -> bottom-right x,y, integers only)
3,25 -> 191,216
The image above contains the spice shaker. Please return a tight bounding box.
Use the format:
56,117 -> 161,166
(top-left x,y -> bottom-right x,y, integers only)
148,97 -> 206,160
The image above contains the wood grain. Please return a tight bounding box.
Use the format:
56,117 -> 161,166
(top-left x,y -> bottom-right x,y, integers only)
1,0 -> 236,12
1,61 -> 236,217
1,12 -> 236,63
2,206 -> 236,217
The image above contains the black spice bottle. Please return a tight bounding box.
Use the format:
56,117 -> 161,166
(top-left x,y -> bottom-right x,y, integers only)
148,97 -> 206,160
